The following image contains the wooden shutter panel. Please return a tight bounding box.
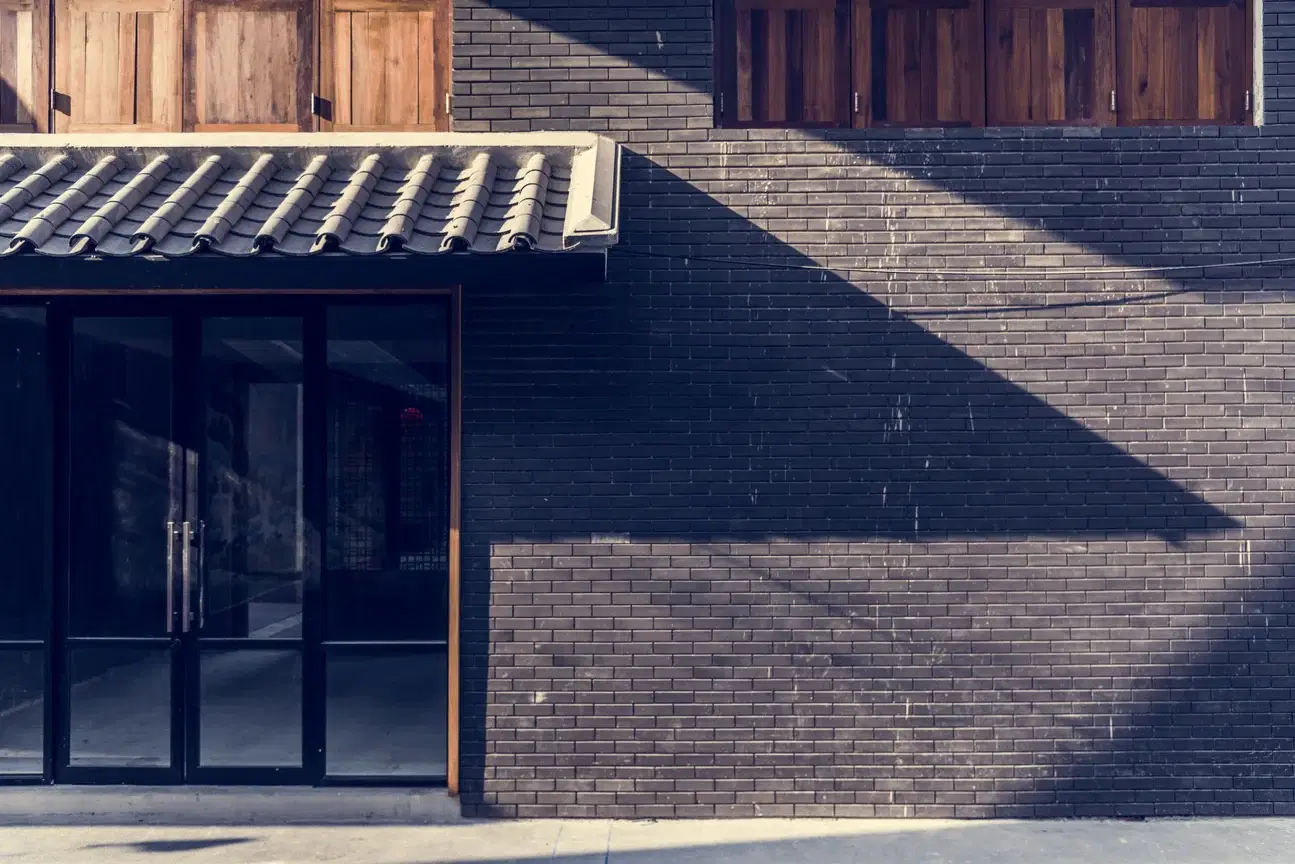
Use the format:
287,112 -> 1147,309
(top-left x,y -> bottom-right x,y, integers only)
320,0 -> 451,130
54,0 -> 181,131
718,0 -> 848,127
1118,0 -> 1248,125
1118,0 -> 1248,124
987,0 -> 1115,125
183,0 -> 315,130
853,0 -> 986,127
0,0 -> 47,131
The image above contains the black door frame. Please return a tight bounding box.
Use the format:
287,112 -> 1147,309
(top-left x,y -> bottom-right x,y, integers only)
7,291 -> 456,787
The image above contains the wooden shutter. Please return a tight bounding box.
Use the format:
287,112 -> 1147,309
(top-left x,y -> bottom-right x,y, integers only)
853,0 -> 986,127
320,0 -> 451,130
717,0 -> 849,127
987,0 -> 1115,124
53,0 -> 181,131
0,0 -> 47,131
1117,0 -> 1248,124
183,0 -> 315,130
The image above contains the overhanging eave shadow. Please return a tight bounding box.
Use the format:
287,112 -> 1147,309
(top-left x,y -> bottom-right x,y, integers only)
465,155 -> 1237,544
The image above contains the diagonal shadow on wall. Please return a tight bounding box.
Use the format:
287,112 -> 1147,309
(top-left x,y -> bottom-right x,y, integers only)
456,153 -> 1272,816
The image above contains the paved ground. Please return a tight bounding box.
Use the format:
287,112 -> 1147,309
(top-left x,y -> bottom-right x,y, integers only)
1,817 -> 1294,863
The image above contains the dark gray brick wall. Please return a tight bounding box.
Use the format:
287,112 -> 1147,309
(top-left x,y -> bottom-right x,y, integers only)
454,0 -> 1295,817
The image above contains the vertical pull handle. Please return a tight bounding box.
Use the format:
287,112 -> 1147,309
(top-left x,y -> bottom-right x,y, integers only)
166,520 -> 176,634
197,520 -> 206,629
181,520 -> 193,633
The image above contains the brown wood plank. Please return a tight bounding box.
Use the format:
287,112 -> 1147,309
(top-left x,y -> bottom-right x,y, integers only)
1161,5 -> 1190,119
883,8 -> 903,122
1026,8 -> 1047,120
1093,0 -> 1114,123
798,6 -> 833,123
28,0 -> 46,130
387,13 -> 419,125
736,7 -> 754,121
201,8 -> 234,123
852,0 -> 870,125
54,1 -> 70,130
185,0 -> 310,130
352,11 -> 380,125
764,8 -> 787,122
894,10 -> 919,123
1218,0 -> 1241,121
985,4 -> 1008,123
68,0 -> 168,10
1007,8 -> 1032,120
1225,1 -> 1242,120
785,8 -> 804,122
918,8 -> 938,122
118,11 -> 136,123
417,10 -> 436,125
871,0 -> 967,8
1130,0 -> 1230,6
1196,5 -> 1218,119
1045,7 -> 1064,120
1061,7 -> 1094,119
1126,5 -> 1154,121
0,11 -> 17,124
966,0 -> 986,125
333,10 -> 352,125
88,12 -> 120,124
936,8 -> 955,121
735,0 -> 839,10
14,8 -> 31,124
135,12 -> 153,124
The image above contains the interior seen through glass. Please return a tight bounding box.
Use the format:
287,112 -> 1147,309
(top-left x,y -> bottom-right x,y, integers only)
0,303 -> 452,779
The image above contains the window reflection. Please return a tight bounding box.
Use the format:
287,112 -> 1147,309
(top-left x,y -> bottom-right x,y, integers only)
326,305 -> 450,642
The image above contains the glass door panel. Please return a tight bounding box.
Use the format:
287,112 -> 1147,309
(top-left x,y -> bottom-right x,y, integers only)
0,308 -> 50,776
324,304 -> 450,782
190,316 -> 305,775
65,316 -> 180,775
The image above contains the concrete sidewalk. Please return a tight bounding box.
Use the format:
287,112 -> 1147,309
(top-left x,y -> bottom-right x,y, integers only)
1,817 -> 1293,863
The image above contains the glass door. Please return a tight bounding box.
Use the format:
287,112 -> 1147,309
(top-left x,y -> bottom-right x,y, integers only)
58,311 -> 309,783
52,299 -> 449,785
185,316 -> 308,782
62,316 -> 183,781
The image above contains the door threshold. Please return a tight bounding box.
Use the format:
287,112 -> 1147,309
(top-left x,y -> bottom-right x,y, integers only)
0,786 -> 463,826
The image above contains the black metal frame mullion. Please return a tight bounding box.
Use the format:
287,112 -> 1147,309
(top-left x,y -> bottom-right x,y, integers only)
47,304 -> 66,785
303,302 -> 327,783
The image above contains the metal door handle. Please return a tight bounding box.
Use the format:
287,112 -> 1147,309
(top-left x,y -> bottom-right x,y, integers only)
166,520 -> 176,634
181,520 -> 193,633
197,519 -> 206,629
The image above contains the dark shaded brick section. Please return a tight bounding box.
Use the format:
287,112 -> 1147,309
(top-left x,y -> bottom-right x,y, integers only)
454,0 -> 1295,818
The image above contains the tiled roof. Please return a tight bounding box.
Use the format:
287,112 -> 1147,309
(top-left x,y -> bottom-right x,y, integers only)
0,133 -> 620,258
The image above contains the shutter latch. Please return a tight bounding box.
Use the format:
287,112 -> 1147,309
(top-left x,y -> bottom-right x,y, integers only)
1110,90 -> 1116,113
853,91 -> 859,114
1245,90 -> 1252,113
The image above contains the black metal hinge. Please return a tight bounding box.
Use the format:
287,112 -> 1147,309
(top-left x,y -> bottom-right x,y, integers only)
310,93 -> 332,121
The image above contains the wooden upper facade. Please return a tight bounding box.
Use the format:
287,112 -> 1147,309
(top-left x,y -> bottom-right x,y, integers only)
716,0 -> 1254,127
0,0 -> 451,132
